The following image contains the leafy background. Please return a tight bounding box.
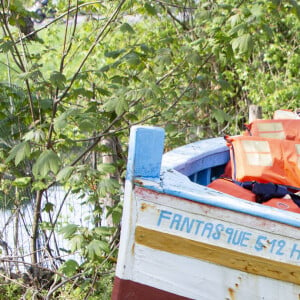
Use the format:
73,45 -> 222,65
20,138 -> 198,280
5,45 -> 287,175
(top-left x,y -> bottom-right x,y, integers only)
0,0 -> 299,298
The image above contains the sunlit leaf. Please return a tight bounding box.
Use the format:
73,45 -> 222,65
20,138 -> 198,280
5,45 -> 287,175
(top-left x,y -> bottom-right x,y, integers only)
32,150 -> 61,178
56,166 -> 75,182
12,176 -> 31,187
6,141 -> 30,166
97,178 -> 120,197
250,4 -> 263,17
59,224 -> 78,239
94,227 -> 113,237
97,163 -> 116,175
86,239 -> 109,260
23,129 -> 46,143
70,235 -> 84,252
231,33 -> 253,54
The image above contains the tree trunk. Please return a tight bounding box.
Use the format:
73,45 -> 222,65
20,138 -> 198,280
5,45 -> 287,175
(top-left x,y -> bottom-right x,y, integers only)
249,105 -> 262,122
100,136 -> 123,227
31,189 -> 43,281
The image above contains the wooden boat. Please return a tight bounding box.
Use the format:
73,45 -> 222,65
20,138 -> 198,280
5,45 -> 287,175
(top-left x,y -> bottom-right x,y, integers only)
112,126 -> 300,300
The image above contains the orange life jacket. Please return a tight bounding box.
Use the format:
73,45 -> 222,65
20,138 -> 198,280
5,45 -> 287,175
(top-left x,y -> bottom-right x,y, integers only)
244,119 -> 300,141
273,109 -> 300,120
208,178 -> 256,202
208,178 -> 300,213
264,197 -> 300,213
226,135 -> 300,188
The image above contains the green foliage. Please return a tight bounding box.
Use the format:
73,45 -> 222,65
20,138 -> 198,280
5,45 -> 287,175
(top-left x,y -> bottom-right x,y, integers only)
59,259 -> 79,277
1,0 -> 300,298
0,277 -> 25,300
6,141 -> 31,166
33,149 -> 61,178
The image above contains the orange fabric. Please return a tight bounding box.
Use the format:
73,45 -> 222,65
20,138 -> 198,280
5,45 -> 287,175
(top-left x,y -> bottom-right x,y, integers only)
273,109 -> 299,120
221,161 -> 232,178
208,179 -> 300,213
245,119 -> 300,141
264,197 -> 300,213
208,179 -> 256,202
227,136 -> 300,188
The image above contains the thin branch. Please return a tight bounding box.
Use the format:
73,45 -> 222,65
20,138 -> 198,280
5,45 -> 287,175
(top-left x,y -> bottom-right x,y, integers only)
0,1 -> 36,123
16,1 -> 106,42
46,0 -> 126,149
58,0 -> 126,103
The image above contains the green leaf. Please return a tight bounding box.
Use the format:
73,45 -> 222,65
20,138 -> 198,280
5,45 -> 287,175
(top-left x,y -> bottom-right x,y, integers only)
94,227 -> 113,237
103,98 -> 117,112
23,129 -> 46,143
97,163 -> 116,175
70,235 -> 84,252
112,203 -> 123,225
229,23 -> 247,35
18,70 -> 43,81
0,40 -> 14,53
54,112 -> 68,131
59,224 -> 78,239
59,260 -> 79,276
6,141 -> 30,166
104,49 -> 125,59
156,48 -> 172,64
78,118 -> 96,132
70,88 -> 94,98
124,52 -> 141,66
250,4 -> 263,17
212,109 -> 230,123
12,177 -> 31,187
32,150 -> 61,178
116,98 -> 128,116
49,71 -> 66,89
231,33 -> 253,54
97,178 -> 119,197
120,23 -> 135,34
32,181 -> 48,191
56,166 -> 74,182
186,51 -> 201,65
96,87 -> 111,96
144,3 -> 157,15
228,13 -> 242,27
290,0 -> 300,20
218,79 -> 231,91
86,239 -> 110,260
104,97 -> 128,115
43,202 -> 54,212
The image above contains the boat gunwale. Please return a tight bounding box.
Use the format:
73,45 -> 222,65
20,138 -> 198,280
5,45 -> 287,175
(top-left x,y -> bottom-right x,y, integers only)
127,126 -> 300,228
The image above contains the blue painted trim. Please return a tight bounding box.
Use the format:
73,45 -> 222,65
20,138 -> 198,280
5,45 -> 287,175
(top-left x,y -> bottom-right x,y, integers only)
166,188 -> 300,228
142,181 -> 300,228
126,126 -> 165,181
162,137 -> 229,176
